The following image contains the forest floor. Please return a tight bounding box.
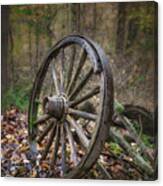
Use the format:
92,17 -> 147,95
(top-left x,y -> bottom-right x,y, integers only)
1,106 -> 156,180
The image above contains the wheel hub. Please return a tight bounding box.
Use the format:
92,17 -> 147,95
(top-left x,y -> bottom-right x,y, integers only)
43,96 -> 67,120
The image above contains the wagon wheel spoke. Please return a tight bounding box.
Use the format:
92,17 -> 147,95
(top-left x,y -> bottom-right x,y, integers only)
37,120 -> 55,144
68,67 -> 94,100
41,124 -> 57,160
66,45 -> 76,89
67,49 -> 87,95
51,124 -> 60,166
34,114 -> 51,125
50,77 -> 54,96
51,63 -> 60,95
68,108 -> 97,121
60,124 -> 66,176
60,48 -> 65,93
64,122 -> 78,166
69,86 -> 100,107
66,115 -> 89,149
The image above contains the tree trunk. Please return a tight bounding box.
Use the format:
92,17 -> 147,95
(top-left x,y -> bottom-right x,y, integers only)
80,4 -> 85,34
116,3 -> 127,54
28,24 -> 34,77
28,25 -> 32,68
46,6 -> 57,47
1,5 -> 9,111
70,4 -> 80,33
35,25 -> 40,74
92,3 -> 97,38
9,21 -> 14,88
77,4 -> 81,33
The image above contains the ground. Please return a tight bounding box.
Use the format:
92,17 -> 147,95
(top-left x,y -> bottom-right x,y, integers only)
1,106 -> 156,179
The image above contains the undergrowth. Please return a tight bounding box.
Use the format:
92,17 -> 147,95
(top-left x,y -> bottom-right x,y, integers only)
2,86 -> 31,112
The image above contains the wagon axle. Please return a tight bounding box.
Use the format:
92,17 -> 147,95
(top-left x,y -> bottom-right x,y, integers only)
43,96 -> 68,120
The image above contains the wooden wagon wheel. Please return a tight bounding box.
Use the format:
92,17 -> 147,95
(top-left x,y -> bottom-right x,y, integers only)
122,105 -> 154,137
28,35 -> 113,178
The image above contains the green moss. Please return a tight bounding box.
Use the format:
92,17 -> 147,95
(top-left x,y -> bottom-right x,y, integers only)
109,142 -> 123,156
114,100 -> 125,114
141,134 -> 154,148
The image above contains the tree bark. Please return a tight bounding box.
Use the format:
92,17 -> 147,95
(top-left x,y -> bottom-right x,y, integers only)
1,5 -> 9,111
79,4 -> 85,34
92,3 -> 97,38
70,4 -> 80,33
28,24 -> 33,76
34,24 -> 40,74
46,6 -> 57,47
116,3 -> 127,54
77,4 -> 81,33
9,19 -> 14,88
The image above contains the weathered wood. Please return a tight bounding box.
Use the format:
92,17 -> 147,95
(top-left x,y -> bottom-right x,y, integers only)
51,63 -> 60,95
97,160 -> 112,179
51,124 -> 60,166
64,122 -> 78,166
60,48 -> 65,93
41,124 -> 56,160
68,108 -> 97,121
119,115 -> 154,162
60,124 -> 66,176
37,121 -> 54,143
110,127 -> 154,176
67,49 -> 87,95
28,35 -> 114,178
34,114 -> 51,125
66,45 -> 76,89
69,86 -> 100,107
101,144 -> 147,178
66,115 -> 89,149
68,67 -> 93,100
122,104 -> 154,137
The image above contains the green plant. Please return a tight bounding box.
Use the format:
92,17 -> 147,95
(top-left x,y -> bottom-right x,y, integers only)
114,100 -> 125,114
2,86 -> 30,111
109,142 -> 123,156
141,134 -> 154,148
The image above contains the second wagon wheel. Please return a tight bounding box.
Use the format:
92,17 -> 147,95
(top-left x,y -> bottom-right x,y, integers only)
28,35 -> 113,178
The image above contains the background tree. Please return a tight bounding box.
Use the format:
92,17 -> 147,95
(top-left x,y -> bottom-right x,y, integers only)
116,2 -> 127,54
1,2 -> 157,113
1,5 -> 9,112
